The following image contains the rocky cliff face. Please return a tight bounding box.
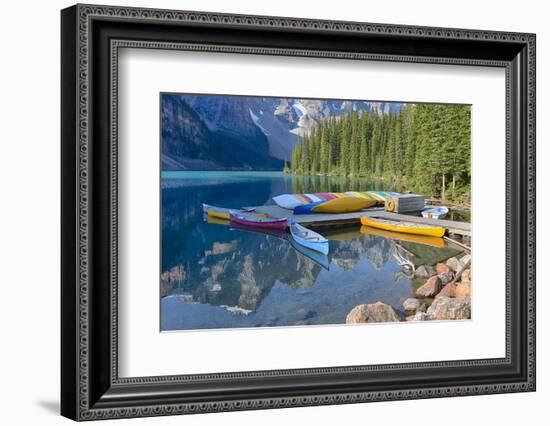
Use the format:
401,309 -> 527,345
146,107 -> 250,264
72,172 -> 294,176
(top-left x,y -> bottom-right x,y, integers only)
162,94 -> 403,168
161,95 -> 220,170
161,95 -> 283,170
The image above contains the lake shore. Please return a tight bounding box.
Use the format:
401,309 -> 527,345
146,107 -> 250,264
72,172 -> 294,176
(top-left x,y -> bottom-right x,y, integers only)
346,253 -> 472,324
283,170 -> 471,208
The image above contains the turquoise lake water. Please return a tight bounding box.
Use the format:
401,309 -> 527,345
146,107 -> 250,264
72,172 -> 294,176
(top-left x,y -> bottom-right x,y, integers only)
160,171 -> 464,331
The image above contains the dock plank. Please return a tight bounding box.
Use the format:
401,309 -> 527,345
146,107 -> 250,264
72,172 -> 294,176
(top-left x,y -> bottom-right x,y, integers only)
250,205 -> 471,236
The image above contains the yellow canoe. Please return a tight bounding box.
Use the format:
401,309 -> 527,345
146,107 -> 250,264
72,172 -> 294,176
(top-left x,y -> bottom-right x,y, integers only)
207,210 -> 230,220
360,216 -> 446,238
312,197 -> 376,213
360,225 -> 445,248
203,204 -> 266,221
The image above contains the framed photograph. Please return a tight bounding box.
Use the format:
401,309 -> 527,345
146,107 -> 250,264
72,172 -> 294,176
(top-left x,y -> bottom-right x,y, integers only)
61,4 -> 536,421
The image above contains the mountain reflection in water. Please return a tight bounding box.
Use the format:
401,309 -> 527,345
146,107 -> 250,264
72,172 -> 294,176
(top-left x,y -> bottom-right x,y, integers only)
161,171 -> 464,331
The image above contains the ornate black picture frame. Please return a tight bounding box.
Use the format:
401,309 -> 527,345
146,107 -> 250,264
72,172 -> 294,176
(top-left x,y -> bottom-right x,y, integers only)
61,3 -> 536,421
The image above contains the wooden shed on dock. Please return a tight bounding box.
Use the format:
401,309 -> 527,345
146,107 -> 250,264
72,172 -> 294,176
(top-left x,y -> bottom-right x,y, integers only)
385,194 -> 425,213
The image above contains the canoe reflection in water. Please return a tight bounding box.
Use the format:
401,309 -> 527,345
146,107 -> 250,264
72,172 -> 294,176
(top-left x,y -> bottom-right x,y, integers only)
161,214 -> 461,331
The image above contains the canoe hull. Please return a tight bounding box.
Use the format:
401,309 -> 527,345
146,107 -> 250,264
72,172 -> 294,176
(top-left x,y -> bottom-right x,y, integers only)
292,234 -> 329,255
311,197 -> 375,213
289,219 -> 329,254
230,213 -> 288,230
421,206 -> 449,220
272,191 -> 398,210
293,200 -> 325,215
360,216 -> 446,238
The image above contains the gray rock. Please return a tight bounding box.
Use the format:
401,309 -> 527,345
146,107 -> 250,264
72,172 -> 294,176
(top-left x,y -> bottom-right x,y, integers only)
414,265 -> 436,278
403,298 -> 421,312
346,304 -> 369,324
416,276 -> 443,297
346,302 -> 403,324
438,271 -> 455,285
413,312 -> 430,321
426,296 -> 471,320
460,254 -> 472,266
446,257 -> 462,272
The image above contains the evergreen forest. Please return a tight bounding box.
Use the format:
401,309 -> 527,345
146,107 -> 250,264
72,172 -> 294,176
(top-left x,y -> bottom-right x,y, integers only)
287,104 -> 471,201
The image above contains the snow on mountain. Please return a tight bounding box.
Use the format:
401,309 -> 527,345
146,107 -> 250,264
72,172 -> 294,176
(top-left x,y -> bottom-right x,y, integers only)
249,109 -> 269,136
162,94 -> 404,169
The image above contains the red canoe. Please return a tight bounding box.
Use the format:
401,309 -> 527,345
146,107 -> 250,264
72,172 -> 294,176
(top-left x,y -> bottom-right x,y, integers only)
229,211 -> 288,230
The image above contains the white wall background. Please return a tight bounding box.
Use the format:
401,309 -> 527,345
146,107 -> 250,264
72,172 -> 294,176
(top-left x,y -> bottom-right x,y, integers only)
0,0 -> 546,424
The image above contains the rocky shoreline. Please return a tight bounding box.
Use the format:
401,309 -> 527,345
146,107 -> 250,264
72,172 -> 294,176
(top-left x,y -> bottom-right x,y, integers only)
346,253 -> 472,324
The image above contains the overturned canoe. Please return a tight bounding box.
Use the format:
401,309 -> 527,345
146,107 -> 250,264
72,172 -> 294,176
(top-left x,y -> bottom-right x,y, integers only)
293,200 -> 325,215
360,216 -> 446,238
273,191 -> 399,210
293,197 -> 376,214
289,219 -> 329,255
229,211 -> 288,230
312,197 -> 375,213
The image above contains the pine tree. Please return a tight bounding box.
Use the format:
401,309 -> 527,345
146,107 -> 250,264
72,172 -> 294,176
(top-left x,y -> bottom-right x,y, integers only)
349,111 -> 360,175
359,111 -> 369,175
288,102 -> 471,200
319,125 -> 329,174
339,114 -> 351,174
301,134 -> 310,173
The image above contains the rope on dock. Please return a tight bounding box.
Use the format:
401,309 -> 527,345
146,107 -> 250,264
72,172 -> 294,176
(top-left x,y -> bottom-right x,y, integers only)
443,236 -> 471,252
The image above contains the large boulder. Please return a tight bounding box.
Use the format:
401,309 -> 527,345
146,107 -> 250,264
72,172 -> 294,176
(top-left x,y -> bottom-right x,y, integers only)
426,296 -> 471,320
415,265 -> 436,278
346,302 -> 403,324
436,263 -> 452,274
346,304 -> 369,324
455,282 -> 471,298
461,268 -> 471,282
416,276 -> 442,298
403,298 -> 421,312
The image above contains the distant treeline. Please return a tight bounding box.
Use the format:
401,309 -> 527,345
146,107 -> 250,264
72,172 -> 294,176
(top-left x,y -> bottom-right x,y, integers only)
287,104 -> 471,200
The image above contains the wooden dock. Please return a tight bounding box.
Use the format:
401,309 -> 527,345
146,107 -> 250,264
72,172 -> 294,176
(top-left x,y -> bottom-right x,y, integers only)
251,205 -> 471,236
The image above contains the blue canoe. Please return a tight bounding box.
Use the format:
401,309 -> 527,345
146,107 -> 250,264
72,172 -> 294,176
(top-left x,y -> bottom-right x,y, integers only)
293,200 -> 325,215
289,219 -> 329,255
